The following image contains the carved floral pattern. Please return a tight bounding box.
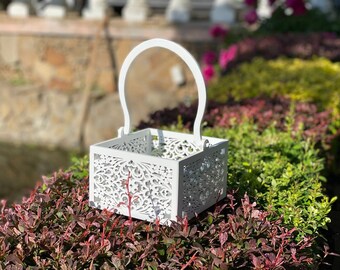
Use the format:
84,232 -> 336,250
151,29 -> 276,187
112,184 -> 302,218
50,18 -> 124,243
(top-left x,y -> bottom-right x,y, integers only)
92,153 -> 173,222
151,137 -> 202,160
108,133 -> 202,161
109,136 -> 148,154
182,148 -> 227,217
91,132 -> 227,223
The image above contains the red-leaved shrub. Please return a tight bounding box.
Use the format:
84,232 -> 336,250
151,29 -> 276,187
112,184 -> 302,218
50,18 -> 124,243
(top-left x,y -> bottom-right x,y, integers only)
224,33 -> 340,71
138,97 -> 338,147
0,168 -> 328,269
138,97 -> 340,177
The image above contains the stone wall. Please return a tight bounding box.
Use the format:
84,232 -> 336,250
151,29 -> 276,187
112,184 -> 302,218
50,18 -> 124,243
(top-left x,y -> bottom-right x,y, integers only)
0,15 -> 213,149
0,35 -> 116,93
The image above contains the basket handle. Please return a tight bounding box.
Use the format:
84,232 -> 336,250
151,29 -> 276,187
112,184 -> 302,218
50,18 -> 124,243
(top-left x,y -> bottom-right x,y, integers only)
118,38 -> 207,145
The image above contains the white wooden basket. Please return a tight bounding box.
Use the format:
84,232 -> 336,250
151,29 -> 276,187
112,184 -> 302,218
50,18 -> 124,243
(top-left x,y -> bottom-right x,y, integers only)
89,38 -> 228,224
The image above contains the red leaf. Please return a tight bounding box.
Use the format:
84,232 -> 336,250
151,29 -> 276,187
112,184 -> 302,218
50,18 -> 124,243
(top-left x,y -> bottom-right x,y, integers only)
219,232 -> 228,247
251,255 -> 262,268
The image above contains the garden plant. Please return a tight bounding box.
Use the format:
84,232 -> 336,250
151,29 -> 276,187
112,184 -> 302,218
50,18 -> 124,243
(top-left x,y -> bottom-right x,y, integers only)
0,140 -> 335,268
1,0 -> 340,267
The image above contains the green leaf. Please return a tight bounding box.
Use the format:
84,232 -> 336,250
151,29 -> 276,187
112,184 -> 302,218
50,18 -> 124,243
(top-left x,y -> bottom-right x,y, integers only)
158,249 -> 165,256
330,196 -> 338,204
207,215 -> 214,225
41,184 -> 47,192
18,225 -> 25,233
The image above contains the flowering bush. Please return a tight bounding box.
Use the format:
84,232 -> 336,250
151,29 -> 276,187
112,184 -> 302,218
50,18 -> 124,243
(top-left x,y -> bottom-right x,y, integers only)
204,31 -> 340,82
219,45 -> 238,70
243,0 -> 312,25
0,158 -> 331,269
203,25 -> 230,82
256,7 -> 340,35
202,29 -> 238,81
204,5 -> 340,83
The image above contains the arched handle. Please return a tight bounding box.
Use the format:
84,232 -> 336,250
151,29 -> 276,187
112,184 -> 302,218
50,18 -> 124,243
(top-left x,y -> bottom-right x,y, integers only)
118,38 -> 207,144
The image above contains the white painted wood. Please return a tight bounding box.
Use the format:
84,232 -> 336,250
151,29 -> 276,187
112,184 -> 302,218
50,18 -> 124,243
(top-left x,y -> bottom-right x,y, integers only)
118,38 -> 206,143
165,0 -> 191,23
89,39 -> 228,225
122,0 -> 150,22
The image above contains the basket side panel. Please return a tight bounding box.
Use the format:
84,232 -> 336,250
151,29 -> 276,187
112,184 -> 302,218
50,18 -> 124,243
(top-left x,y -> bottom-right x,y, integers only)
89,147 -> 176,224
97,129 -> 151,155
180,142 -> 228,219
150,129 -> 202,160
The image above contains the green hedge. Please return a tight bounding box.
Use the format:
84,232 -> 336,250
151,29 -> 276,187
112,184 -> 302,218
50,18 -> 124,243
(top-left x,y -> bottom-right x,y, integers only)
0,122 -> 334,268
202,122 -> 335,240
209,57 -> 340,115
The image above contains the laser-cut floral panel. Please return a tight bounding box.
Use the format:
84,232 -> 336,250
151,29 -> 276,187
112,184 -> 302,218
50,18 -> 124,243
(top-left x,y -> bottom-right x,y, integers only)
89,39 -> 228,225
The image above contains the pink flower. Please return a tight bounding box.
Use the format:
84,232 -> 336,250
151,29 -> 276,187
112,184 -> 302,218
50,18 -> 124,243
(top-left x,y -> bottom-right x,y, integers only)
209,25 -> 228,38
219,45 -> 238,70
202,65 -> 215,82
245,0 -> 257,6
269,0 -> 277,5
285,0 -> 307,15
202,51 -> 217,65
244,9 -> 258,25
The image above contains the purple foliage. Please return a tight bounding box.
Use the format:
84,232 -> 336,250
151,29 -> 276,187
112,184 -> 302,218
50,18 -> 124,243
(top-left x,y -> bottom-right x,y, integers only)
228,33 -> 340,68
138,97 -> 337,146
0,172 -> 326,268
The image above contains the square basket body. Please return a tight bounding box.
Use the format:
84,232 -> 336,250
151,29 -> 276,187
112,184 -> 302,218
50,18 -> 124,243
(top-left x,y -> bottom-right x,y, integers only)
89,128 -> 228,224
